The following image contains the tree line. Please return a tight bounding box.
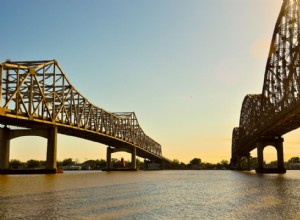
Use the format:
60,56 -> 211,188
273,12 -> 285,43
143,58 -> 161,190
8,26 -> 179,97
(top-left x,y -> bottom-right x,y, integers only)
8,156 -> 300,170
8,157 -> 224,170
238,156 -> 300,170
9,158 -> 141,170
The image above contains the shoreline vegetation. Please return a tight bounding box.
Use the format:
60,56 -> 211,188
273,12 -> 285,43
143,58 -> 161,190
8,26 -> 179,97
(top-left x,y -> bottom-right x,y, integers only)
7,156 -> 300,171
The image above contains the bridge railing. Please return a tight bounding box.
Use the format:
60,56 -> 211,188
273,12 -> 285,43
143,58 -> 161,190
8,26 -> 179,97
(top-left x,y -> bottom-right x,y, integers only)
0,60 -> 162,157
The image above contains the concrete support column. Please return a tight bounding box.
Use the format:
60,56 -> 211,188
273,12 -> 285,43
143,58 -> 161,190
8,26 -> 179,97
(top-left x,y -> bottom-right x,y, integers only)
131,146 -> 136,169
276,139 -> 284,170
46,126 -> 57,170
257,143 -> 264,170
0,127 -> 10,169
106,147 -> 112,169
256,137 -> 286,173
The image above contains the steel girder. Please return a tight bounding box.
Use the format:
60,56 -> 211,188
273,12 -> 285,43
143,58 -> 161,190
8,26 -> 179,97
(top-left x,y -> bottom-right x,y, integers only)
0,60 -> 162,157
232,0 -> 300,158
263,0 -> 300,116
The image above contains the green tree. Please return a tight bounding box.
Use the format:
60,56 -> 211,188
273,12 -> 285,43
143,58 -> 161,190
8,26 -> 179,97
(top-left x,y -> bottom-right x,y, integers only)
190,158 -> 201,165
26,159 -> 41,168
40,160 -> 46,167
83,160 -> 97,169
57,160 -> 63,167
136,158 -> 142,168
9,159 -> 24,168
200,162 -> 214,169
266,160 -> 278,168
250,157 -> 258,170
62,158 -> 75,166
95,159 -> 107,169
220,160 -> 229,169
288,157 -> 300,164
170,159 -> 180,169
83,159 -> 107,169
189,158 -> 201,169
111,158 -> 119,168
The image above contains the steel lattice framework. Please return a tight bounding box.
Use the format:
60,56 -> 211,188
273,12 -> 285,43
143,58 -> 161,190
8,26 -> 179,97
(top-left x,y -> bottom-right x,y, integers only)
232,0 -> 300,162
0,60 -> 162,158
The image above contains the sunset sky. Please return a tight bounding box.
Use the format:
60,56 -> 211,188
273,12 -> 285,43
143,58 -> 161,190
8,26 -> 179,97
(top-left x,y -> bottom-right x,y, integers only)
2,0 -> 298,164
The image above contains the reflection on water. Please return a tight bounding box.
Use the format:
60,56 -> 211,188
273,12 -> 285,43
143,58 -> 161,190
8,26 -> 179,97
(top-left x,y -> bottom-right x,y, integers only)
0,170 -> 300,219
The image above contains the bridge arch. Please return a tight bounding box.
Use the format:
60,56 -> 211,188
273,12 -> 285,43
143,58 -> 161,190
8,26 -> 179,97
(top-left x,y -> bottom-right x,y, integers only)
10,135 -> 47,163
105,146 -> 137,170
256,136 -> 285,173
232,0 -> 300,173
0,126 -> 57,171
262,0 -> 300,117
262,145 -> 278,167
239,94 -> 262,139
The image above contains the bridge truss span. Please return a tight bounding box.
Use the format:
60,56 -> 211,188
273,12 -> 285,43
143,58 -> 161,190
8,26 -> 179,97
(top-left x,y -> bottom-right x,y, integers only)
0,60 -> 162,162
231,0 -> 300,173
262,0 -> 300,118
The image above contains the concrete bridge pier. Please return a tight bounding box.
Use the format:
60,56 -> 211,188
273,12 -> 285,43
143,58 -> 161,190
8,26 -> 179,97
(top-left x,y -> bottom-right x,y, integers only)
46,126 -> 58,171
255,136 -> 286,174
104,146 -> 137,171
0,126 -> 58,174
106,146 -> 112,170
131,146 -> 136,170
0,127 -> 10,170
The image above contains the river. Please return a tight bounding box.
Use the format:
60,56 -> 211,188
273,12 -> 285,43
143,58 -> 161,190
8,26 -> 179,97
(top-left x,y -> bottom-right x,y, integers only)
0,170 -> 300,219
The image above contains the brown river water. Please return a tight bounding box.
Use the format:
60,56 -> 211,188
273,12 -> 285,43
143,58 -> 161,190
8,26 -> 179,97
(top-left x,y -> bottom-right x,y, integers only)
0,170 -> 300,219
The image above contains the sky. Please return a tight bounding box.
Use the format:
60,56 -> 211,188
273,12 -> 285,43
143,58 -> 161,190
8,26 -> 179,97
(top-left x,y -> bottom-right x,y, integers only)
2,0 -> 298,164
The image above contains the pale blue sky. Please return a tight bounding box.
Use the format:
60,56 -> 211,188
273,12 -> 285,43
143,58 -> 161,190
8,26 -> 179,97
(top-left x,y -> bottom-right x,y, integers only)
2,0 -> 295,163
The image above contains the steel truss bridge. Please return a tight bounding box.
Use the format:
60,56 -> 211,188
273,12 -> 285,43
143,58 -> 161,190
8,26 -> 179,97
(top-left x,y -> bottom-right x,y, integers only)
0,59 -> 163,172
232,0 -> 300,173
